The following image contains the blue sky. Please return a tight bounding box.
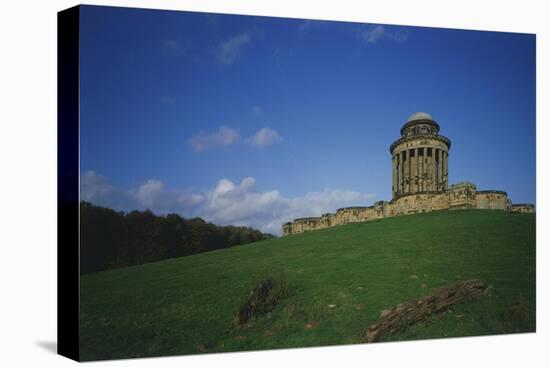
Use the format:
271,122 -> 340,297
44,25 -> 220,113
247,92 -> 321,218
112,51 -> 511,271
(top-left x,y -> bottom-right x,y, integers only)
79,5 -> 536,234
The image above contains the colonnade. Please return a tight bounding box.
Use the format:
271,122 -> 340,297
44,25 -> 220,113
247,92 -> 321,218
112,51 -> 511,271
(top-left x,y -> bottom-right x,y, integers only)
392,147 -> 448,197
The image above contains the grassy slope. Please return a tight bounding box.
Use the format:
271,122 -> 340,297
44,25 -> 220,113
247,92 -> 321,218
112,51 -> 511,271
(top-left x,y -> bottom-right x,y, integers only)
80,210 -> 536,360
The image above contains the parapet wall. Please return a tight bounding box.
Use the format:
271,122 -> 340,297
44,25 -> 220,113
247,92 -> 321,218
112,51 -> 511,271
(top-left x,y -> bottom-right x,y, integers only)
475,190 -> 510,210
510,204 -> 536,213
282,182 -> 534,236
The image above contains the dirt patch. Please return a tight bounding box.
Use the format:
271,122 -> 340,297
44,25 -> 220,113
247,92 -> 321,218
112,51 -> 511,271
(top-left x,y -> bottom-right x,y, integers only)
363,279 -> 489,342
503,299 -> 528,323
304,321 -> 317,329
235,278 -> 285,325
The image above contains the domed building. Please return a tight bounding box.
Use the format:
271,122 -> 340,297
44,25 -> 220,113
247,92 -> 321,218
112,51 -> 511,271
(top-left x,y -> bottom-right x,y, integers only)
282,112 -> 535,236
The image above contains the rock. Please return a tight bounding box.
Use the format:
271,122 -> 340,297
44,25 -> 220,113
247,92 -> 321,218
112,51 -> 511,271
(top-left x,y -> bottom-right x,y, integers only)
380,309 -> 391,318
363,279 -> 489,343
235,279 -> 281,325
197,345 -> 207,352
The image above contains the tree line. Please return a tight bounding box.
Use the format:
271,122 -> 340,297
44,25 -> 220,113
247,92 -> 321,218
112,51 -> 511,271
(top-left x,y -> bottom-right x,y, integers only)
80,201 -> 275,274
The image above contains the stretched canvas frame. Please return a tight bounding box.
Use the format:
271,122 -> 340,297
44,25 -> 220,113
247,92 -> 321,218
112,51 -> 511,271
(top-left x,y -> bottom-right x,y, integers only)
58,4 -> 536,362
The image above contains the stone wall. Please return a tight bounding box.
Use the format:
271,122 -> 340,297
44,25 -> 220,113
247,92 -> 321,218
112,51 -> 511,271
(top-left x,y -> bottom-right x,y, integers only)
282,182 -> 533,236
510,204 -> 536,213
475,191 -> 509,210
282,222 -> 293,236
292,217 -> 321,233
319,213 -> 336,228
335,206 -> 376,224
448,182 -> 477,209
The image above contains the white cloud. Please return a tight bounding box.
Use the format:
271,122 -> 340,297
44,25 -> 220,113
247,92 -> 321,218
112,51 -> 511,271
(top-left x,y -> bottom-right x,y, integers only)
187,126 -> 240,152
80,170 -> 113,204
362,25 -> 385,44
359,25 -> 409,44
202,178 -> 375,234
81,171 -> 204,212
187,126 -> 282,152
216,33 -> 251,65
386,28 -> 409,42
134,179 -> 164,208
80,171 -> 375,235
247,128 -> 283,147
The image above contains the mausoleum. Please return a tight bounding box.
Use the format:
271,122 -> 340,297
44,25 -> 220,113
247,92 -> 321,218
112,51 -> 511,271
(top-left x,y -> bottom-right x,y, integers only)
282,112 -> 535,236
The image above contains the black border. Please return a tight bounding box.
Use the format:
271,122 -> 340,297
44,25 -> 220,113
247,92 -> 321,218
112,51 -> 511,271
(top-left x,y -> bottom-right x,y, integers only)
57,5 -> 80,361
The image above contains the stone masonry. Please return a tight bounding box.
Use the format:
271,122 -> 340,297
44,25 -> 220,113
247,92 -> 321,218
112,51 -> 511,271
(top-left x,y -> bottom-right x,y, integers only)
282,112 -> 535,236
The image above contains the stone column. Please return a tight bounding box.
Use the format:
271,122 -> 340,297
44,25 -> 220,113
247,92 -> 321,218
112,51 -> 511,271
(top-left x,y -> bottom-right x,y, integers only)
403,149 -> 408,194
423,147 -> 427,191
431,148 -> 437,191
398,151 -> 403,195
392,154 -> 397,197
410,149 -> 415,193
402,150 -> 406,195
437,149 -> 444,190
443,151 -> 448,190
415,148 -> 420,193
410,149 -> 416,193
409,150 -> 414,194
433,148 -> 438,191
417,148 -> 422,192
409,149 -> 415,194
401,152 -> 405,195
399,151 -> 405,195
440,151 -> 444,190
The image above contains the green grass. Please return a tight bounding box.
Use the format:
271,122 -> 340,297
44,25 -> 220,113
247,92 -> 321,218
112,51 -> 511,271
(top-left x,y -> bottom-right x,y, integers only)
80,209 -> 535,360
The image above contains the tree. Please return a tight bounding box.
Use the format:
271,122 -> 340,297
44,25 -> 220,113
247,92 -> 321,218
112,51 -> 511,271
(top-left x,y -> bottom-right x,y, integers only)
79,202 -> 276,274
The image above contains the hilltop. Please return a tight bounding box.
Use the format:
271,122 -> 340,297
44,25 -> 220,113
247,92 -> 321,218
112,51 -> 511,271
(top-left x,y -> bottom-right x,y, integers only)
80,209 -> 535,360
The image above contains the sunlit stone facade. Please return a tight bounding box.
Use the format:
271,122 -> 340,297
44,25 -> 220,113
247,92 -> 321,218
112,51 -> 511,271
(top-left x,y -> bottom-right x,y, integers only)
390,112 -> 450,198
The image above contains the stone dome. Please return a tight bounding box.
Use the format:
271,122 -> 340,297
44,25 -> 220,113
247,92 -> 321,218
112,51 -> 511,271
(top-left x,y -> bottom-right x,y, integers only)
399,111 -> 441,138
407,112 -> 433,122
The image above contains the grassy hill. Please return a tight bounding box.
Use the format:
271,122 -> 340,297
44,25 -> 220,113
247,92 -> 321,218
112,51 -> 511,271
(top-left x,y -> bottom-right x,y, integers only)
80,209 -> 536,361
